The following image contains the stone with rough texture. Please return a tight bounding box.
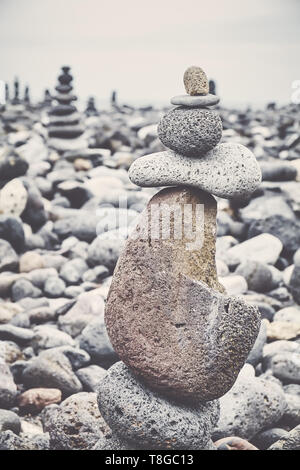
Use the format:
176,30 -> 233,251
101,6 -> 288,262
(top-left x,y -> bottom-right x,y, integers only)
18,388 -> 62,412
183,66 -> 209,95
158,107 -> 222,156
105,187 -> 260,402
42,392 -> 109,450
252,428 -> 289,450
97,362 -> 220,450
268,425 -> 300,450
213,370 -> 286,440
129,143 -> 261,199
0,430 -> 50,450
170,94 -> 219,107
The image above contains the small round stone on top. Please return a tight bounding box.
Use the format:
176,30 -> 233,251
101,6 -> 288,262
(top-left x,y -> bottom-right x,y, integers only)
184,66 -> 209,96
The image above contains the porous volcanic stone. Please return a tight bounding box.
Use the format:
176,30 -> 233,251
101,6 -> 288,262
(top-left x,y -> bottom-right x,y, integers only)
97,362 -> 220,450
105,187 -> 260,402
42,392 -> 109,450
183,66 -> 209,95
129,143 -> 261,199
158,107 -> 222,156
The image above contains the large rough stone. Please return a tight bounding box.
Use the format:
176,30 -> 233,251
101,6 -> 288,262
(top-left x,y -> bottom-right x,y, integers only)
158,107 -> 222,156
105,187 -> 260,402
129,143 -> 261,199
98,362 -> 220,450
42,392 -> 109,450
213,369 -> 287,440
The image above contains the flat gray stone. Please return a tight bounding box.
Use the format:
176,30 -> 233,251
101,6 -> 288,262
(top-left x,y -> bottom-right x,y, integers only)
97,362 -> 220,450
170,94 -> 219,107
129,143 -> 261,199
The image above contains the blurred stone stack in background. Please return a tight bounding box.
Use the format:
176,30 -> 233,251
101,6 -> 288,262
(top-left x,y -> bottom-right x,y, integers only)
47,66 -> 87,153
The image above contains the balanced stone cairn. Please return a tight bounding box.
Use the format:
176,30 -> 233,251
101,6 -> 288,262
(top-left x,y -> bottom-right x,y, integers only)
96,66 -> 262,450
47,66 -> 84,140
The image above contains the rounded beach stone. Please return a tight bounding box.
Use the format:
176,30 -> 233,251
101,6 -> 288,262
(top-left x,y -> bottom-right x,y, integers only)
170,94 -> 219,107
158,107 -> 222,156
183,66 -> 209,95
105,187 -> 260,402
97,362 -> 220,450
129,143 -> 262,199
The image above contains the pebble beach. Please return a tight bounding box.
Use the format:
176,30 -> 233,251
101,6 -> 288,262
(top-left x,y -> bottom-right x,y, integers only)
0,66 -> 300,451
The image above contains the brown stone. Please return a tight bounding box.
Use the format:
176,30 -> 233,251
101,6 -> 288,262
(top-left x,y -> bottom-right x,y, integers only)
105,187 -> 260,402
18,388 -> 62,412
214,437 -> 258,450
183,66 -> 209,96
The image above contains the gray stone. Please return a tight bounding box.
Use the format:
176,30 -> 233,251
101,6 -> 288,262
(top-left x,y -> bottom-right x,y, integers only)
157,106 -> 222,158
235,260 -> 273,293
87,231 -> 126,272
0,409 -> 21,434
290,259 -> 300,305
0,430 -> 50,450
43,276 -> 66,297
98,362 -> 220,450
268,425 -> 300,450
213,369 -> 286,440
0,359 -> 17,408
26,268 -> 58,288
240,192 -> 295,224
51,346 -> 90,370
22,348 -> 83,397
42,392 -> 109,450
0,240 -> 19,272
252,428 -> 289,450
262,340 -> 300,383
79,317 -> 117,367
248,215 -> 300,255
280,385 -> 300,427
274,306 -> 300,323
82,265 -> 109,283
58,290 -> 105,337
129,143 -> 262,199
59,258 -> 88,284
170,94 -> 219,107
76,365 -> 107,392
92,433 -> 138,450
11,278 -> 41,301
0,324 -> 34,344
260,160 -> 297,181
32,325 -> 75,352
247,320 -> 267,366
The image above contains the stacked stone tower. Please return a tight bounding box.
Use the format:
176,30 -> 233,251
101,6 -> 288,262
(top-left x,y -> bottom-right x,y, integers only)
48,66 -> 84,140
96,66 -> 262,450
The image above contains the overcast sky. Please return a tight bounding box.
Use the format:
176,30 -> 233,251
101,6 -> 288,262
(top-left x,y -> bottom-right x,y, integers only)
0,0 -> 299,107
